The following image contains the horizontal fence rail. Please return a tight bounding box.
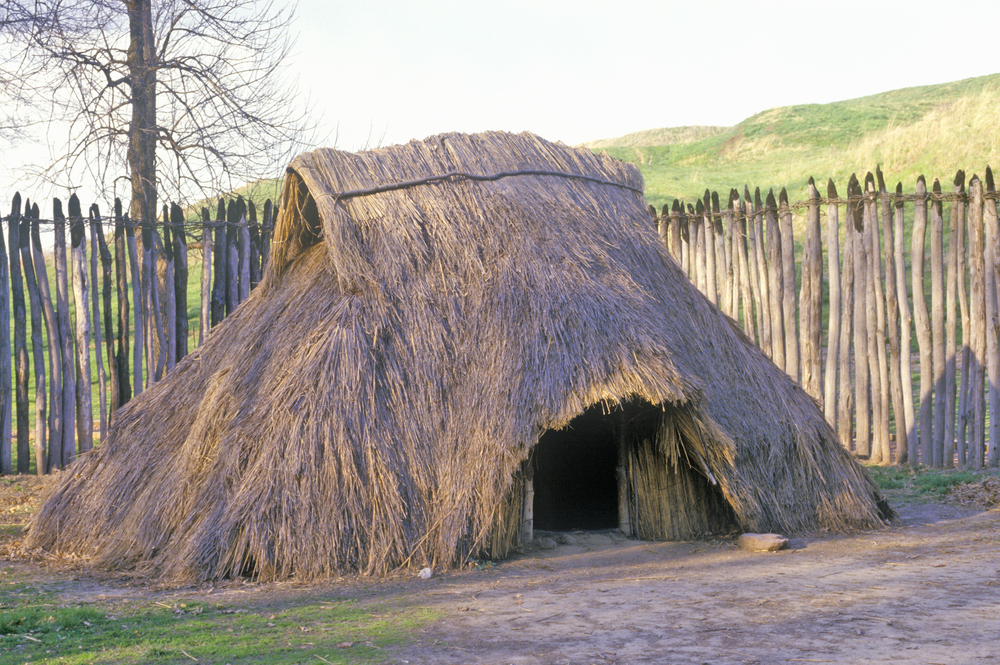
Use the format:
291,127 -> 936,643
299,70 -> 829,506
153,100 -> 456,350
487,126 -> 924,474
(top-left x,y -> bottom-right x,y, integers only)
0,193 -> 277,475
653,168 -> 1000,470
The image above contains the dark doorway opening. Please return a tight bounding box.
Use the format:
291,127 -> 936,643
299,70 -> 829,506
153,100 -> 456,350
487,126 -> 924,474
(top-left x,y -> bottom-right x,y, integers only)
532,405 -> 621,531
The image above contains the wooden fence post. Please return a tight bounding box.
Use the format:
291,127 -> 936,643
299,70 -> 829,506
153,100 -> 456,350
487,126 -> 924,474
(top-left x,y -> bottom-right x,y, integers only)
20,202 -> 48,472
226,199 -> 240,314
678,200 -> 690,276
800,179 -> 822,401
29,205 -> 59,472
238,197 -> 251,304
765,189 -> 785,371
161,206 -> 176,373
693,199 -> 705,295
200,207 -> 213,344
847,175 -> 869,456
983,168 -> 1000,468
0,210 -> 9,474
8,194 -> 29,473
735,191 -> 756,342
864,174 -> 889,464
824,180 -> 842,425
967,175 -> 986,469
942,174 -> 965,469
670,200 -> 683,266
893,184 -> 915,464
752,188 -> 772,361
249,200 -> 262,291
702,192 -> 717,306
711,191 -> 726,312
260,199 -> 274,272
725,191 -> 739,319
912,176 -> 932,465
88,205 -> 107,441
171,203 -> 188,360
779,189 -> 799,382
126,211 -> 144,396
114,200 -> 132,406
930,179 -> 947,467
54,199 -> 75,468
212,198 -> 227,327
69,195 -> 93,454
878,169 -> 906,463
956,177 -> 971,467
93,206 -> 118,423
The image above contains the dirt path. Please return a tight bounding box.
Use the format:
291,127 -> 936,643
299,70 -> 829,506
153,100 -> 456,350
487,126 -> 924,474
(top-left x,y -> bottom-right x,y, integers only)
399,501 -> 999,664
2,475 -> 999,664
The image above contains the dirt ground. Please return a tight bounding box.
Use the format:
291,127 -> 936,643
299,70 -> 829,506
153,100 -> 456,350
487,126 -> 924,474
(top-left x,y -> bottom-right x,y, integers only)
2,475 -> 999,665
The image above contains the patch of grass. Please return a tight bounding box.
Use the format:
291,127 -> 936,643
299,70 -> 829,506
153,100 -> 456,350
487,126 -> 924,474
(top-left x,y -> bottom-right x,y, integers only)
865,465 -> 994,504
0,581 -> 440,665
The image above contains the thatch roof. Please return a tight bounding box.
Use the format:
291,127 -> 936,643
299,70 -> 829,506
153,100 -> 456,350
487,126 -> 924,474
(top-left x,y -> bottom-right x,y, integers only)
26,131 -> 890,581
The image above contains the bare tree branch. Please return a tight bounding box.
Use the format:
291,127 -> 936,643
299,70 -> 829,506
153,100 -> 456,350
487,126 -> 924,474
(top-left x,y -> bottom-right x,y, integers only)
0,0 -> 314,210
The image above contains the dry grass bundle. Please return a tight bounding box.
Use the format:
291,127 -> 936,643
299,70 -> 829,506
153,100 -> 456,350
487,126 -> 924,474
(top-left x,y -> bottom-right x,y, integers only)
26,131 -> 890,581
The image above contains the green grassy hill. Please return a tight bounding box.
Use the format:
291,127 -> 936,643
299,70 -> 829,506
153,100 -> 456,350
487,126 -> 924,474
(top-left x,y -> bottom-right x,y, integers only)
588,73 -> 1000,211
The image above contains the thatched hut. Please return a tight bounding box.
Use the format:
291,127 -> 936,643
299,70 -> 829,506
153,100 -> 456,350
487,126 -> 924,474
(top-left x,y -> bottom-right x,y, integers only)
27,131 -> 890,581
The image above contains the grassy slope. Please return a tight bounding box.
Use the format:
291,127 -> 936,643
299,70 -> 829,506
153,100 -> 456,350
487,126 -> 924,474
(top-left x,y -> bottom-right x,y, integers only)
590,73 -> 1000,211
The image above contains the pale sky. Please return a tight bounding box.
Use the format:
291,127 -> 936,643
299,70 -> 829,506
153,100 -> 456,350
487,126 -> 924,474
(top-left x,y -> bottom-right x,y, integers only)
5,0 -> 1000,204
292,0 -> 1000,151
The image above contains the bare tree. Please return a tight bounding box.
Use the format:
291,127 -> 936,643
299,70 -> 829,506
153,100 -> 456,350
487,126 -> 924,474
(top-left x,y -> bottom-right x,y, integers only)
1,0 -> 312,220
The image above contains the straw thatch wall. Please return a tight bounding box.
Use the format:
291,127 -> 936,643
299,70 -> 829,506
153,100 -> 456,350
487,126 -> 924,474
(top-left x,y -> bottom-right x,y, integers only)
26,131 -> 890,581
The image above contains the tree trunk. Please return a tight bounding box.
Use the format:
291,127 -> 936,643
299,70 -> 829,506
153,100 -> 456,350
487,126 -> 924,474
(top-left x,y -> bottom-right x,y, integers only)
126,0 -> 157,230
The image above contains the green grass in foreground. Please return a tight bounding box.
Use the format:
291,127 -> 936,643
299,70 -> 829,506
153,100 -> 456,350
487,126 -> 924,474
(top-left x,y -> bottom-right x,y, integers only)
0,579 -> 439,665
